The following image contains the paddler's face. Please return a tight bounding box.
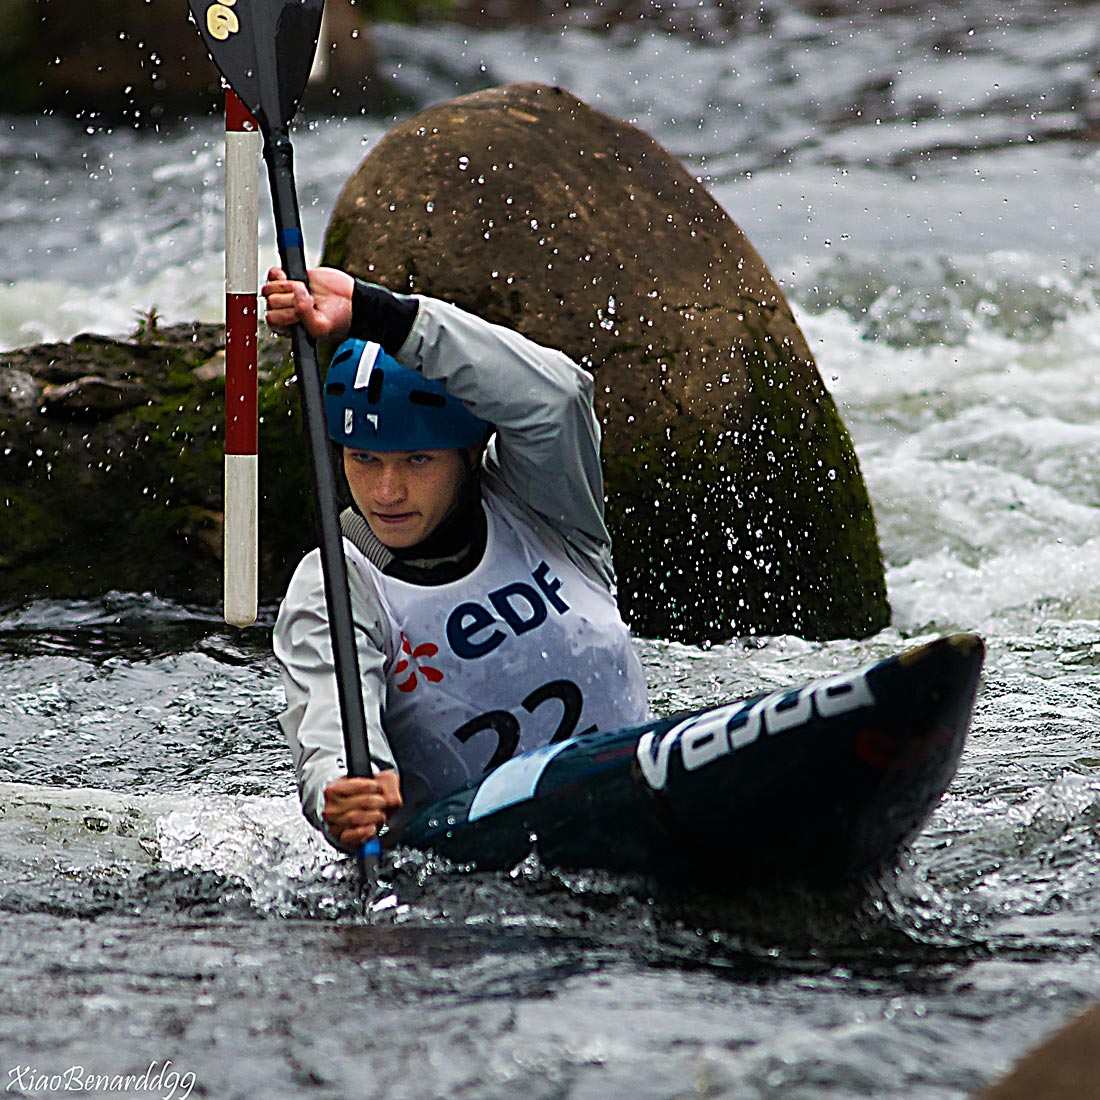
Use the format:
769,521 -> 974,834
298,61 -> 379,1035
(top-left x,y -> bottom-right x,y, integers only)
343,447 -> 476,549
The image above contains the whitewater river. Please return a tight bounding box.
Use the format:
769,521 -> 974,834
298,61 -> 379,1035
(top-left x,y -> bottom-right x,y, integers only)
2,3 -> 1098,1097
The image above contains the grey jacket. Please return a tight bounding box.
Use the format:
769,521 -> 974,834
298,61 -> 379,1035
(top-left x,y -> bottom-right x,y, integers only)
273,296 -> 620,842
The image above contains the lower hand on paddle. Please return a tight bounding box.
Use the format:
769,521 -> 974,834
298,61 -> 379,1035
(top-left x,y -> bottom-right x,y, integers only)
322,771 -> 403,850
262,265 -> 354,340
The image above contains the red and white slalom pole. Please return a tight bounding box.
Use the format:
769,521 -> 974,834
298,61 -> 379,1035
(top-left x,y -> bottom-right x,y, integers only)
223,88 -> 260,627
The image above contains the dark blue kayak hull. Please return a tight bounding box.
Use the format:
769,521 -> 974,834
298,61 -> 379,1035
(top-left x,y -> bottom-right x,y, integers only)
402,633 -> 984,885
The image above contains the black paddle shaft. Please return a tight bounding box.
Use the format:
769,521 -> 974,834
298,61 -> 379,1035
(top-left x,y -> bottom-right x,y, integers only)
265,129 -> 374,783
189,0 -> 378,894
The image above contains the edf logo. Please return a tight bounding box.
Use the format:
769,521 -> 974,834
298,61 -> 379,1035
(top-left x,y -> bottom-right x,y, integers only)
446,561 -> 569,659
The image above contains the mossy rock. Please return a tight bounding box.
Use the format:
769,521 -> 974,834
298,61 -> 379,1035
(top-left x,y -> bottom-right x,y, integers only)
323,81 -> 889,642
0,325 -> 311,606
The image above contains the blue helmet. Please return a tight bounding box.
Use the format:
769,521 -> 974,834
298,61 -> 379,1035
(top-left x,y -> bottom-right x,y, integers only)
323,338 -> 490,452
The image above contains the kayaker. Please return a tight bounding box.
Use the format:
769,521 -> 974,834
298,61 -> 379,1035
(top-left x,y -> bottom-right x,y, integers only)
263,266 -> 649,853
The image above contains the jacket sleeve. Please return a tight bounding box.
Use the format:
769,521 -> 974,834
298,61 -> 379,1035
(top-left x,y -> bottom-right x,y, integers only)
272,547 -> 397,850
394,296 -> 616,587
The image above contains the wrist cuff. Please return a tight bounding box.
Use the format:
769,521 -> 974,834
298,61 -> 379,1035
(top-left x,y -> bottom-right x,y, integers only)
349,279 -> 419,354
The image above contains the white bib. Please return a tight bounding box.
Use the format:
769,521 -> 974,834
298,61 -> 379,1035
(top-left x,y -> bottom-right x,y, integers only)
349,493 -> 649,820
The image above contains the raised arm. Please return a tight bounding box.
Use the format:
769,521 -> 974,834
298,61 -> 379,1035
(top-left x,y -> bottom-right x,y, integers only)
393,296 -> 612,570
261,266 -> 615,582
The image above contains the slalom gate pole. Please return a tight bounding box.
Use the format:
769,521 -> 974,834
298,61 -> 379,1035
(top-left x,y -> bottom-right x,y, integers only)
223,87 -> 260,628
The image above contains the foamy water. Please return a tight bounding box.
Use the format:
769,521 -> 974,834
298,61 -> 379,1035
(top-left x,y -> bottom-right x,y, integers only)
2,5 -> 1099,1097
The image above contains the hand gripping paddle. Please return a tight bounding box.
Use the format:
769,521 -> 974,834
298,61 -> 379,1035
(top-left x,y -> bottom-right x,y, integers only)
188,0 -> 381,892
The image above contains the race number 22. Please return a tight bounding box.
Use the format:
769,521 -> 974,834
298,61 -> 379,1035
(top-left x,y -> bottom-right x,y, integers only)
451,679 -> 595,772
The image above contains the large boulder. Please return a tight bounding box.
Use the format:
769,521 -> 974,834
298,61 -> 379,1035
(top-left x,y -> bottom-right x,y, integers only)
323,82 -> 888,643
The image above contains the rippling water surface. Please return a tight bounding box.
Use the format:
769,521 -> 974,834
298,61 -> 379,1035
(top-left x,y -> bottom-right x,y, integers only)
2,4 -> 1099,1098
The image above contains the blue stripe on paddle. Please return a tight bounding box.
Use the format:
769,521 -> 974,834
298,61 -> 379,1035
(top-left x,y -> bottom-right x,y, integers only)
278,227 -> 304,251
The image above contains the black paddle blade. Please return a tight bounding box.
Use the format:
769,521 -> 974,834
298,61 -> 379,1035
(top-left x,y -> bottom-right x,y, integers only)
188,0 -> 325,131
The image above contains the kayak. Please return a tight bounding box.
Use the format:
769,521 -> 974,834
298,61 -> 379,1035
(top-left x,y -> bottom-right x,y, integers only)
402,633 -> 984,885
